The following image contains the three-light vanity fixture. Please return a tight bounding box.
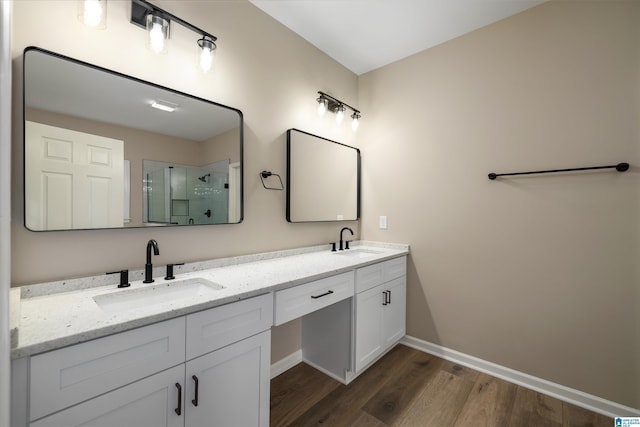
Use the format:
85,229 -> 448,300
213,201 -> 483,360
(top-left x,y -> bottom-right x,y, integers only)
316,91 -> 362,130
130,0 -> 218,72
78,0 -> 218,73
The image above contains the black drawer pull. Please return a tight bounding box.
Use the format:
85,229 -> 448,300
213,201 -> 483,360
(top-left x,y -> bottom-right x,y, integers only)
311,290 -> 334,299
192,375 -> 199,406
175,382 -> 182,415
382,290 -> 389,306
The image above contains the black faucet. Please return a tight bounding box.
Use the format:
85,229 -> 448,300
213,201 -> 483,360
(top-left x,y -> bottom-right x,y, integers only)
143,239 -> 160,283
339,227 -> 354,251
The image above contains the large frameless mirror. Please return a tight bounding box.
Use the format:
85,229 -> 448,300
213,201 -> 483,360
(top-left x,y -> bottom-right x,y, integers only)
286,129 -> 360,222
23,47 -> 243,231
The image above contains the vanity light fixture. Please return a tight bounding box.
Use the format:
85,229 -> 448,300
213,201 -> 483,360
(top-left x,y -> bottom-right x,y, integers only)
146,13 -> 169,54
130,0 -> 218,72
197,36 -> 216,73
78,0 -> 107,29
335,104 -> 345,125
316,95 -> 328,116
351,111 -> 361,130
151,99 -> 178,112
316,91 -> 361,130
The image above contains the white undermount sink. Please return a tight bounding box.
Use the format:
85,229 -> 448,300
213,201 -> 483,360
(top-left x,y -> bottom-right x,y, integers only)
333,248 -> 384,259
93,277 -> 224,314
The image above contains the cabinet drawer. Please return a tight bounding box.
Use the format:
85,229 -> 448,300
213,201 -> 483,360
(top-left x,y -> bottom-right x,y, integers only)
30,317 -> 185,421
186,293 -> 273,360
274,272 -> 354,326
356,256 -> 406,293
384,256 -> 407,282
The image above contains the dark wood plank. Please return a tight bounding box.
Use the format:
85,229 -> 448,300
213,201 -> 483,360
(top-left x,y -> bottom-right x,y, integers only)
286,344 -> 418,426
361,349 -> 445,424
397,369 -> 476,426
442,360 -> 480,382
270,362 -> 341,427
453,373 -> 518,427
349,411 -> 387,427
508,386 -> 563,427
562,402 -> 613,427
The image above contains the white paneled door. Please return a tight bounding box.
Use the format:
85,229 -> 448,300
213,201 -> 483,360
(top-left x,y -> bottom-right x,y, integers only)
25,121 -> 124,230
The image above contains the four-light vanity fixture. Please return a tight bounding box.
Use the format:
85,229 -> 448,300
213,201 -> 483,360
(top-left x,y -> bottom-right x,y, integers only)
316,91 -> 362,130
130,0 -> 218,72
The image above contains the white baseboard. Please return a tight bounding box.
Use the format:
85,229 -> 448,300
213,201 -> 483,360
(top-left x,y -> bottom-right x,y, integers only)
401,335 -> 640,418
270,350 -> 302,379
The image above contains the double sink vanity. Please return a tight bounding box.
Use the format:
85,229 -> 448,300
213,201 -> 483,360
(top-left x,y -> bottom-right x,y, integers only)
10,241 -> 409,427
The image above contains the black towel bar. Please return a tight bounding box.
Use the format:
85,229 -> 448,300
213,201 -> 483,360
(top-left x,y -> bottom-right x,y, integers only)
488,162 -> 629,180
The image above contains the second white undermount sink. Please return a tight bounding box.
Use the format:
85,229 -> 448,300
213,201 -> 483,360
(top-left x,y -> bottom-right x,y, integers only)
93,277 -> 223,314
333,248 -> 384,259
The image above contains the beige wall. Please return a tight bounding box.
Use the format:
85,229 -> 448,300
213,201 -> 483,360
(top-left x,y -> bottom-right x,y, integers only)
359,0 -> 639,408
11,1 -> 359,362
204,127 -> 241,165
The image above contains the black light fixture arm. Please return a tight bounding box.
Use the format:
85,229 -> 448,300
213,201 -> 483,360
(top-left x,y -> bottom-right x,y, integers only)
317,91 -> 360,116
131,0 -> 217,42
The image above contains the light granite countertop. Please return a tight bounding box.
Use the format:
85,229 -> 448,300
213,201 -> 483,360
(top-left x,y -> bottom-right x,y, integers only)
11,241 -> 409,359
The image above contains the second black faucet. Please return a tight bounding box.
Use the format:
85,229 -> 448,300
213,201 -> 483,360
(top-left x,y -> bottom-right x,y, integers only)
339,227 -> 354,251
144,239 -> 160,283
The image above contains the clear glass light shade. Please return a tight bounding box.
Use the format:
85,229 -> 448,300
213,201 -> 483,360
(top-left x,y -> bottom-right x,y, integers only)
197,37 -> 216,73
146,14 -> 170,54
336,105 -> 345,124
317,97 -> 328,116
351,114 -> 360,131
78,0 -> 106,29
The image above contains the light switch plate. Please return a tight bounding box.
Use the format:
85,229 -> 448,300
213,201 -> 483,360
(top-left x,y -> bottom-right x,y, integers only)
379,215 -> 388,229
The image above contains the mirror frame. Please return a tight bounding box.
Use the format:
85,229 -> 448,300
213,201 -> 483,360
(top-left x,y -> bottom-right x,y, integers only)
286,128 -> 360,223
23,46 -> 244,231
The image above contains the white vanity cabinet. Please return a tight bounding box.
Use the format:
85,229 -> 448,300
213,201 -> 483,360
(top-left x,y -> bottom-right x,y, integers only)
17,293 -> 273,427
354,256 -> 407,373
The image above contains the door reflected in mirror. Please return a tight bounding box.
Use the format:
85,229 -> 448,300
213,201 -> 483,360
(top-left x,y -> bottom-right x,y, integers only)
23,47 -> 243,231
286,129 -> 360,222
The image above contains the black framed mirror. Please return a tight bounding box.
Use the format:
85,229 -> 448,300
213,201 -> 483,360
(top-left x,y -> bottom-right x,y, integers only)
23,47 -> 243,231
286,129 -> 360,222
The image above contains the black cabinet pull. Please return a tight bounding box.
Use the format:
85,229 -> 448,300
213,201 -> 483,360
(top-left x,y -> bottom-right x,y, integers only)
175,382 -> 182,415
311,290 -> 334,299
192,375 -> 199,406
382,290 -> 392,305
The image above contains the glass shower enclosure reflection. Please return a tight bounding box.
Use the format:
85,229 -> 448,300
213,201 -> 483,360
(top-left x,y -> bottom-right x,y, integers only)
144,159 -> 229,225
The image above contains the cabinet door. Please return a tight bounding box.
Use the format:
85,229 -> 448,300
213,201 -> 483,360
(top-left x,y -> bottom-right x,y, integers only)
31,365 -> 184,427
354,284 -> 384,372
382,276 -> 406,348
185,330 -> 270,427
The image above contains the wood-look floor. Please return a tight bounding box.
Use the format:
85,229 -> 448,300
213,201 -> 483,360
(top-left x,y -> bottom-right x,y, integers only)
270,344 -> 612,427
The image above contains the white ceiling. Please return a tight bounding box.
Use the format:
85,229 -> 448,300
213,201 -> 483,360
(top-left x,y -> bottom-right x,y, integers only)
250,0 -> 547,75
